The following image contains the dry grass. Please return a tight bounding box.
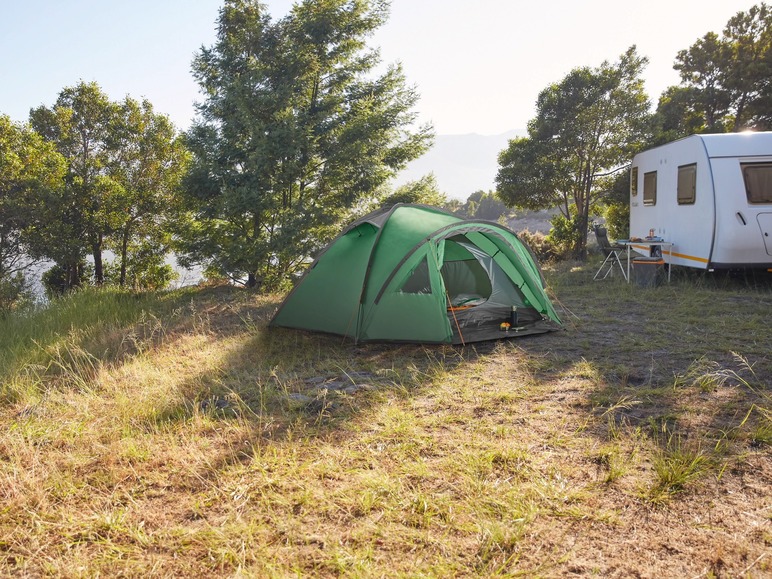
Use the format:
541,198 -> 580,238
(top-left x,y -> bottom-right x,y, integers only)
0,265 -> 770,577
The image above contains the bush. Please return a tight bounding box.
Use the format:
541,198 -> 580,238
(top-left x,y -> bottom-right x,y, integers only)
544,214 -> 581,260
518,230 -> 559,264
0,272 -> 32,314
605,204 -> 630,240
42,262 -> 93,297
104,253 -> 178,291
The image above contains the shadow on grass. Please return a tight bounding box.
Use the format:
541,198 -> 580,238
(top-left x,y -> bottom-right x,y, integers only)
9,268 -> 768,487
514,260 -> 771,480
143,324 -> 483,465
139,263 -> 771,478
129,286 -> 537,477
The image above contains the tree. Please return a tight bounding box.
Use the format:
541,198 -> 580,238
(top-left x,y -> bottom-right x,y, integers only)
672,32 -> 732,132
30,81 -> 120,288
665,3 -> 772,134
182,0 -> 433,290
722,2 -> 772,130
29,82 -> 188,291
106,97 -> 190,288
378,174 -> 446,208
496,47 -> 651,259
463,190 -> 510,221
602,170 -> 632,240
651,86 -> 707,144
0,116 -> 65,308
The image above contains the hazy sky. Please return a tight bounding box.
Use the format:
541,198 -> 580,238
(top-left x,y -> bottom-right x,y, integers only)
0,0 -> 758,136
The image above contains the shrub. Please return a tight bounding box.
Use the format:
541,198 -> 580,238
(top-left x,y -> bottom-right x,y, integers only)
544,214 -> 581,261
0,272 -> 32,314
518,230 -> 558,264
42,262 -> 93,297
605,204 -> 630,240
547,214 -> 581,260
104,253 -> 178,291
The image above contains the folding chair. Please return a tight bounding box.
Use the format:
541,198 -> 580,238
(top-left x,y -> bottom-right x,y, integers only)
593,225 -> 628,281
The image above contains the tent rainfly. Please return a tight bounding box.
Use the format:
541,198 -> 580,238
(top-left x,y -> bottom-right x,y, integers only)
269,204 -> 562,344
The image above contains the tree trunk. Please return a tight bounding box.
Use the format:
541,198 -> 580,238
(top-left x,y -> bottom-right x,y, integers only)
246,273 -> 257,288
576,212 -> 589,260
576,162 -> 594,261
66,261 -> 80,291
92,234 -> 104,285
733,92 -> 749,132
119,225 -> 130,287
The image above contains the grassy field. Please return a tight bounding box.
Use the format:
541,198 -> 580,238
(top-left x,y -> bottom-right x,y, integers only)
0,261 -> 770,577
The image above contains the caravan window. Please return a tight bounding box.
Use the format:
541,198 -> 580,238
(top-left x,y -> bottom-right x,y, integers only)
630,166 -> 638,196
643,171 -> 657,206
741,162 -> 772,203
677,164 -> 697,205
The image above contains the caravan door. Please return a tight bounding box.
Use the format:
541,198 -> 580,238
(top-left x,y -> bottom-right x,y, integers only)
758,213 -> 772,255
710,157 -> 772,268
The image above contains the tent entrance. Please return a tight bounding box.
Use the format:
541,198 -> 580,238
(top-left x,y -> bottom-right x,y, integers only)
442,237 -> 543,343
442,244 -> 492,308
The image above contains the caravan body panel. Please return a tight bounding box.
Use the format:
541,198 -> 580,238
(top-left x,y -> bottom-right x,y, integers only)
630,132 -> 772,270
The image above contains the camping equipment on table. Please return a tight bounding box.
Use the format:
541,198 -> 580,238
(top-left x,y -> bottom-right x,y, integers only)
270,204 -> 562,345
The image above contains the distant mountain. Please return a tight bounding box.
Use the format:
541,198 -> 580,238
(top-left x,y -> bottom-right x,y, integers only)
393,129 -> 524,200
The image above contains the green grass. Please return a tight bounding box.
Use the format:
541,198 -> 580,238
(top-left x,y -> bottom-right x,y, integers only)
0,286 -> 196,403
0,262 -> 769,577
646,433 -> 717,504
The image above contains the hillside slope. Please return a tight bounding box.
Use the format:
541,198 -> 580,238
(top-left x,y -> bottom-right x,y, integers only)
0,271 -> 770,577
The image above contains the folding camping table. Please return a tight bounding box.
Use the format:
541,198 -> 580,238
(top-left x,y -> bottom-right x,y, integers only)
617,239 -> 674,283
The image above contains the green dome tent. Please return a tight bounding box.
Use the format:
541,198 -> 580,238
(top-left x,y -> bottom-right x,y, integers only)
270,204 -> 562,344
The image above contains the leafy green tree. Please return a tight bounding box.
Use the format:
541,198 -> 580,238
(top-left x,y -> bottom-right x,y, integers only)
672,32 -> 732,133
0,115 -> 65,307
665,3 -> 772,134
378,174 -> 446,208
651,86 -> 707,144
496,47 -> 651,259
601,170 -> 632,240
106,97 -> 190,287
30,81 -> 121,287
722,3 -> 772,130
182,0 -> 432,289
30,83 -> 188,291
463,190 -> 509,221
104,245 -> 177,290
443,198 -> 464,215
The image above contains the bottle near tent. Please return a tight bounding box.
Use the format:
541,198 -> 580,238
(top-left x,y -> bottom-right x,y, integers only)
510,306 -> 518,328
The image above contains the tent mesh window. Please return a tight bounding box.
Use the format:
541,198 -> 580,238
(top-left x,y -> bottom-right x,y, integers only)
399,257 -> 431,294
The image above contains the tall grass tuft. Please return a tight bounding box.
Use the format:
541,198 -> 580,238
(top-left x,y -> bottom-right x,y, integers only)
647,432 -> 715,504
0,286 -> 193,404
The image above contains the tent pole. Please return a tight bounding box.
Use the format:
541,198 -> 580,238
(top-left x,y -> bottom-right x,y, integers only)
446,291 -> 465,346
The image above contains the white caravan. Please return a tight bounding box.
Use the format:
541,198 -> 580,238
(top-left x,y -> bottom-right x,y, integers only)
629,132 -> 772,270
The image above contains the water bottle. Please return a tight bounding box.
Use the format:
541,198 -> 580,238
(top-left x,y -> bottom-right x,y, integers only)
510,306 -> 518,327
